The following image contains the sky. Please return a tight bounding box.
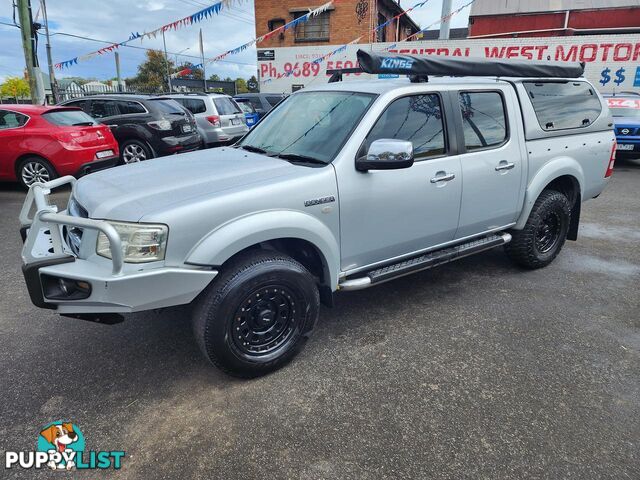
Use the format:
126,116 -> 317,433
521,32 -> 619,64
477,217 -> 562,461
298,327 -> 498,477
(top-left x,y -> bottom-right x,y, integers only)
0,0 -> 471,83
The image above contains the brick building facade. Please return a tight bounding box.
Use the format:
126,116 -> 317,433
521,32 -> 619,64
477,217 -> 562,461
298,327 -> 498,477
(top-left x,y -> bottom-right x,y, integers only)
469,0 -> 640,38
254,0 -> 420,48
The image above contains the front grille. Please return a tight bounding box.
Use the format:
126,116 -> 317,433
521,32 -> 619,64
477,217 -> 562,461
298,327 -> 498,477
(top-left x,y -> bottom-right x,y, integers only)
616,127 -> 637,136
65,196 -> 88,256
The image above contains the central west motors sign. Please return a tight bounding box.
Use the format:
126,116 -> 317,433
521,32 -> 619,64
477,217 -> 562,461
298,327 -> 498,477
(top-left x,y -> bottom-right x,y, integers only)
257,34 -> 640,93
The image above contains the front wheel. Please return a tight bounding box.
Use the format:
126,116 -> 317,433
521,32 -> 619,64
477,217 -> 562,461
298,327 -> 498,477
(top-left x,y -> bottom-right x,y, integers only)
505,190 -> 571,269
192,250 -> 320,378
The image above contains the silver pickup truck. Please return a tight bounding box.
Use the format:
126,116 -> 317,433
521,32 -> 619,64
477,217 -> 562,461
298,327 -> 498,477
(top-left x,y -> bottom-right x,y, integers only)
19,52 -> 616,377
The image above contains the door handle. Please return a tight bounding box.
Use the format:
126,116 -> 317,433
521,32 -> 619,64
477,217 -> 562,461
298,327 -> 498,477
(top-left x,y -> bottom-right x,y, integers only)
430,173 -> 456,183
495,162 -> 515,171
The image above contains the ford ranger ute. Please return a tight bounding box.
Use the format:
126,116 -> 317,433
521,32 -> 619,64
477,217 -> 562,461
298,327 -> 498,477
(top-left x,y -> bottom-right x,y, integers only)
19,51 -> 616,377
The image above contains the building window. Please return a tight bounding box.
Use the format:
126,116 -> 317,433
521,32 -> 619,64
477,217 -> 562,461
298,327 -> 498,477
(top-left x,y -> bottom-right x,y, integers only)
377,13 -> 387,42
294,11 -> 330,42
268,18 -> 285,32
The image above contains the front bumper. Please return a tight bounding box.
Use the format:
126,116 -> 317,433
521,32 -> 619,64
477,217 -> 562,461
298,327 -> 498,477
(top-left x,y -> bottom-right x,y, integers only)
20,177 -> 217,314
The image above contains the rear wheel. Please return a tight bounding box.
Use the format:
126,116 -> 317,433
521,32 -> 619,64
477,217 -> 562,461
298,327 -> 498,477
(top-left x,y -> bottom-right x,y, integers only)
192,250 -> 320,378
17,156 -> 57,189
120,139 -> 152,164
505,190 -> 571,269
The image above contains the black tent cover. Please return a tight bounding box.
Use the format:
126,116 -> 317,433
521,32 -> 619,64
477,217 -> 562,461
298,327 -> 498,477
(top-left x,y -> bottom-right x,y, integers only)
356,49 -> 585,79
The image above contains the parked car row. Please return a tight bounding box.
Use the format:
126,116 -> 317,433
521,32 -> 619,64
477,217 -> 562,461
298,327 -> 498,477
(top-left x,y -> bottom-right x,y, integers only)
0,91 -> 287,188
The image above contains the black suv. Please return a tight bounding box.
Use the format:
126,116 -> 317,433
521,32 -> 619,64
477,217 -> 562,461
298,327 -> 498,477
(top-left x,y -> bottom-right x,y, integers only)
59,95 -> 201,163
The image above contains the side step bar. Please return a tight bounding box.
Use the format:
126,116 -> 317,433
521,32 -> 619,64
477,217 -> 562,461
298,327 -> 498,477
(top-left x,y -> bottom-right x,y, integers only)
339,232 -> 512,291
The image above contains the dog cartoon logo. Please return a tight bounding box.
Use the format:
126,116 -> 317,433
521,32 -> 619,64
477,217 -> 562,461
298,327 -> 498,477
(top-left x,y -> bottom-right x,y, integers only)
37,421 -> 85,470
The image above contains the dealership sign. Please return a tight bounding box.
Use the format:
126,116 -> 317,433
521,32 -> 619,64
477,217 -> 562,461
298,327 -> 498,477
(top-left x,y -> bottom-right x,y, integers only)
257,34 -> 640,93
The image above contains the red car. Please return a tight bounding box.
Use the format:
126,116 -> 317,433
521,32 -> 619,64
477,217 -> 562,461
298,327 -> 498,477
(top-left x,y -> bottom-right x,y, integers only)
0,104 -> 119,188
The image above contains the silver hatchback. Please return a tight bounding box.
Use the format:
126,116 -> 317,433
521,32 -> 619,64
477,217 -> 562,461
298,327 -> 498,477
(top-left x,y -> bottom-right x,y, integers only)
165,93 -> 248,147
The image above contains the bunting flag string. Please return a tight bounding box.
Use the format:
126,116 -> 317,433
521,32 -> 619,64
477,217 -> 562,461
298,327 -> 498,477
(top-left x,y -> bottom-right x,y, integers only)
264,0 -> 477,84
55,0 -> 243,70
265,0 -> 429,83
204,1 -> 334,67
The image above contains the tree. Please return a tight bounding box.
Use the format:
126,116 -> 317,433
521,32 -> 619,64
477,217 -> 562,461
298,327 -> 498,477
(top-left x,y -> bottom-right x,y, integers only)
0,77 -> 30,100
235,77 -> 248,93
127,50 -> 174,92
208,74 -> 220,81
247,75 -> 259,93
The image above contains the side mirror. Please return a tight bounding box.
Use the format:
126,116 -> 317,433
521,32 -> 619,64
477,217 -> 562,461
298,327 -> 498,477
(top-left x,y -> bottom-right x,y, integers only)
356,139 -> 414,171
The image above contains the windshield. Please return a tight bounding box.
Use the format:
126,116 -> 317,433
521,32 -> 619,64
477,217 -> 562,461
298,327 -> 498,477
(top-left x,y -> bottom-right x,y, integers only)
238,91 -> 375,164
607,98 -> 640,118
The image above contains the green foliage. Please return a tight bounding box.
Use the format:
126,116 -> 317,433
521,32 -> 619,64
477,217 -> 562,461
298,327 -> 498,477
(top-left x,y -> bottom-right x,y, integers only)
247,75 -> 259,93
0,77 -> 30,99
208,74 -> 220,81
127,50 -> 174,92
235,77 -> 248,93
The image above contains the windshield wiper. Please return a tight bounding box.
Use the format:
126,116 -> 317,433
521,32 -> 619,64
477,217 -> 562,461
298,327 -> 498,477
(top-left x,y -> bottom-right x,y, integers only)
238,145 -> 269,154
72,122 -> 94,126
272,153 -> 326,165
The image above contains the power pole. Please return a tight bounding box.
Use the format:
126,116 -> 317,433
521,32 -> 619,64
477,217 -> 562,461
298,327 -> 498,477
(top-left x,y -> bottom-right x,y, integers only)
17,0 -> 44,104
439,0 -> 453,40
200,29 -> 207,92
115,51 -> 123,92
162,30 -> 173,92
40,0 -> 58,103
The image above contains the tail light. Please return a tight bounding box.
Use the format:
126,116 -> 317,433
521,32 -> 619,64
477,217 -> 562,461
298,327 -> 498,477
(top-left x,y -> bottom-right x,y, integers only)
207,115 -> 221,127
605,141 -> 616,178
147,119 -> 173,131
54,130 -> 84,145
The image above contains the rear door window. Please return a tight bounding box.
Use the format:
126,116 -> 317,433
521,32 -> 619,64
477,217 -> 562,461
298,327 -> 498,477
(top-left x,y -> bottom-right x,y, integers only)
459,91 -> 508,151
117,100 -> 147,115
0,110 -> 29,129
524,81 -> 602,131
213,97 -> 241,115
366,94 -> 446,159
89,99 -> 119,119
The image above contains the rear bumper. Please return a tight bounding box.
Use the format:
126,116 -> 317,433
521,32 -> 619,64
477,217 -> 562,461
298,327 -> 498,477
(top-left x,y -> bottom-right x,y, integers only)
151,133 -> 202,156
74,155 -> 119,176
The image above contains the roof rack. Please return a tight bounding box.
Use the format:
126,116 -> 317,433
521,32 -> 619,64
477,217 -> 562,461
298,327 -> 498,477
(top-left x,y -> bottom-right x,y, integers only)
325,49 -> 585,83
158,91 -> 210,96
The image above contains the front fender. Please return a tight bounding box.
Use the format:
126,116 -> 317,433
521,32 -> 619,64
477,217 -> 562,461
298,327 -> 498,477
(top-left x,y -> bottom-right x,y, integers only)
514,157 -> 584,230
185,210 -> 340,289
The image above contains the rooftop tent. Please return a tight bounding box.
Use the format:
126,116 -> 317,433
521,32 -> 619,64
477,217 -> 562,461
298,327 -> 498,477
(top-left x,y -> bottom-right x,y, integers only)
355,49 -> 585,79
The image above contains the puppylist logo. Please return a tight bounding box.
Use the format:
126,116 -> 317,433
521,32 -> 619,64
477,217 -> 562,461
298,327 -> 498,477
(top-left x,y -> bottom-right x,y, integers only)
5,421 -> 125,471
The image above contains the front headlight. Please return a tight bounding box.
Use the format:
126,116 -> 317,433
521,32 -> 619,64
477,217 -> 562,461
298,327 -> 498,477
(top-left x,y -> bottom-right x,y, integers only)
96,221 -> 168,263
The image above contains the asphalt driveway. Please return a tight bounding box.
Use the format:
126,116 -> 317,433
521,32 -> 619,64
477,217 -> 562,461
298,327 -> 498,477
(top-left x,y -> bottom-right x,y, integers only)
1,163 -> 638,479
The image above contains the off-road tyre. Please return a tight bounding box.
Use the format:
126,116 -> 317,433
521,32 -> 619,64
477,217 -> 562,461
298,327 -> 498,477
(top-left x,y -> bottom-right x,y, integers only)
505,190 -> 571,269
192,250 -> 320,378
